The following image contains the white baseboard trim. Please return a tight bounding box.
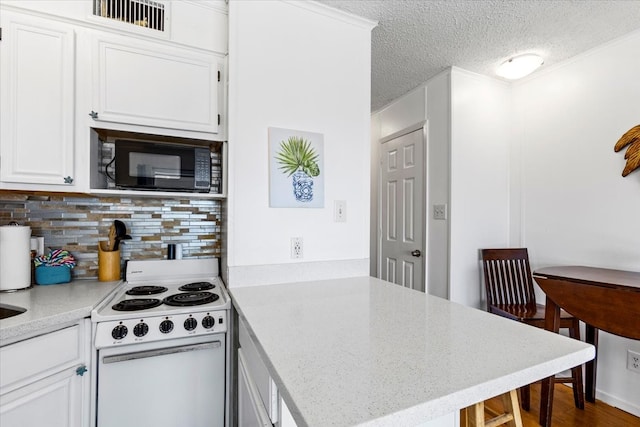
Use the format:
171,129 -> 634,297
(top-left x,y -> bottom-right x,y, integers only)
226,258 -> 370,287
597,389 -> 640,417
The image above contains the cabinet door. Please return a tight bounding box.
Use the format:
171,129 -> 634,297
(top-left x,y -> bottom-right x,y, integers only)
0,366 -> 84,427
91,33 -> 221,134
0,11 -> 76,187
238,349 -> 274,427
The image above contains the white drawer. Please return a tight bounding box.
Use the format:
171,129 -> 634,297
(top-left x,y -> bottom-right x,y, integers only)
0,324 -> 82,391
239,319 -> 279,424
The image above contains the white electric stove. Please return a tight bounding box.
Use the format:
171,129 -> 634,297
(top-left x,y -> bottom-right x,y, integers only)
90,258 -> 230,427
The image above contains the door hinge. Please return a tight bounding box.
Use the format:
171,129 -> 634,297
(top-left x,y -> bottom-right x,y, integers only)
0,27 -> 3,41
217,114 -> 221,125
217,70 -> 221,82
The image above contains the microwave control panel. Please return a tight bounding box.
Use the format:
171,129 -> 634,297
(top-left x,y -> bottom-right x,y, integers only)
195,148 -> 212,190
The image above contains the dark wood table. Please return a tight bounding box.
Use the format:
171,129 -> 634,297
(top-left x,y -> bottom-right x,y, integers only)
532,266 -> 640,427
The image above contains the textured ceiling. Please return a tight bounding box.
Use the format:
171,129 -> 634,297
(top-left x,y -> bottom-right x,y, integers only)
316,0 -> 640,111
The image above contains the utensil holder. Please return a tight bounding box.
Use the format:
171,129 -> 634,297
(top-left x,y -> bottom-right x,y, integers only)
98,242 -> 121,282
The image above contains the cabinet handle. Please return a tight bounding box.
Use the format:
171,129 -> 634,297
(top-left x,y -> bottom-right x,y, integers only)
76,365 -> 87,376
64,176 -> 74,184
89,111 -> 98,119
102,341 -> 221,364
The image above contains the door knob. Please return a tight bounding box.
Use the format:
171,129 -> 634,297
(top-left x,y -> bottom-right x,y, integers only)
411,250 -> 421,257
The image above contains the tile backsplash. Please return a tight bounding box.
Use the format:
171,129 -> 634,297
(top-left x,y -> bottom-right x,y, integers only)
0,192 -> 222,279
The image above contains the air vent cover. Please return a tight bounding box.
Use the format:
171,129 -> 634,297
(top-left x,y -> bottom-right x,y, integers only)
93,0 -> 165,32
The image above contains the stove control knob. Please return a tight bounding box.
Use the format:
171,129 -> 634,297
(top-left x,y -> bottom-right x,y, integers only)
159,320 -> 174,334
111,325 -> 128,340
133,322 -> 149,337
202,315 -> 215,329
184,317 -> 198,331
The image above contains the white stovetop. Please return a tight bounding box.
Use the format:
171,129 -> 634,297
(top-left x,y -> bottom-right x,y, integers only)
231,276 -> 594,427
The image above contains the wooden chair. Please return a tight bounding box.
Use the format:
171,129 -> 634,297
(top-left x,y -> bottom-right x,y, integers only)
480,248 -> 584,422
462,389 -> 523,427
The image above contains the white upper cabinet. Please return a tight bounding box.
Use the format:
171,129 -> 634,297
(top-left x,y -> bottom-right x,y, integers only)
0,1 -> 228,192
89,33 -> 222,135
1,0 -> 228,55
0,11 -> 78,189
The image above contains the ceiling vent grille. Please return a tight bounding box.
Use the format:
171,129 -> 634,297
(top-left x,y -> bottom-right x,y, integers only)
93,0 -> 165,32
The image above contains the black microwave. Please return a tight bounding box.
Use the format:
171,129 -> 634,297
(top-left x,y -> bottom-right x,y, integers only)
114,140 -> 211,192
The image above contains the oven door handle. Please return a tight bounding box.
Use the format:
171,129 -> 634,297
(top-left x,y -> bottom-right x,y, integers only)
102,341 -> 221,364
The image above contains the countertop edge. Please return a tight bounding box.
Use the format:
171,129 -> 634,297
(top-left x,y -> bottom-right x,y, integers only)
356,345 -> 595,426
0,307 -> 92,343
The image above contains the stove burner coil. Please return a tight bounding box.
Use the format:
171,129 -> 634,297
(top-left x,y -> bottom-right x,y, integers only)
178,281 -> 216,292
163,292 -> 219,307
126,286 -> 168,296
112,299 -> 163,311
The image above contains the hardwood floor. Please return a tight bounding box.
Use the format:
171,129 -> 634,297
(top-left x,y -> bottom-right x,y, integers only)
483,382 -> 640,426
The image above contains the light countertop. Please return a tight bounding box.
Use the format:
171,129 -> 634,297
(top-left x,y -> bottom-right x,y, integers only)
231,276 -> 595,427
0,279 -> 121,344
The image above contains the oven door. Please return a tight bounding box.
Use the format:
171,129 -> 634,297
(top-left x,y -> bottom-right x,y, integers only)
96,334 -> 225,427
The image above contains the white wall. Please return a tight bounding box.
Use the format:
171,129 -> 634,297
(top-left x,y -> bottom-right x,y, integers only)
425,72 -> 451,300
370,112 -> 381,277
513,29 -> 640,416
226,1 -> 375,286
448,68 -> 512,307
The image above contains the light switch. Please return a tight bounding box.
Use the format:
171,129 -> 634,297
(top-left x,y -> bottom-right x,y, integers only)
334,200 -> 347,222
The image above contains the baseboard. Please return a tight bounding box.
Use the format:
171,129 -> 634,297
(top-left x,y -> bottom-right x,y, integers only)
555,371 -> 640,418
596,389 -> 640,417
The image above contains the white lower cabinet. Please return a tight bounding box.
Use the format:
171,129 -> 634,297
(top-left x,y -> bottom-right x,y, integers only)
0,321 -> 90,427
238,348 -> 273,427
0,367 -> 83,427
0,9 -> 77,190
238,319 -> 296,427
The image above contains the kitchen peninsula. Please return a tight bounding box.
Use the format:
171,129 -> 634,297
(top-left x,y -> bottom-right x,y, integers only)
231,276 -> 594,427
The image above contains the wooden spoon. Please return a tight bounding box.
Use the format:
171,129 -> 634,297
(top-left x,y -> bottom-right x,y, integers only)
108,225 -> 116,251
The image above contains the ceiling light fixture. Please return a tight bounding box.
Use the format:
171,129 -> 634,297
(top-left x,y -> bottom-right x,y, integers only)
497,54 -> 544,80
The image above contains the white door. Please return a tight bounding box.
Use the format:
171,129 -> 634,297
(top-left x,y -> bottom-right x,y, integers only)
97,336 -> 226,427
0,367 -> 84,427
90,32 -> 221,134
0,11 -> 76,187
237,349 -> 273,427
380,128 -> 424,291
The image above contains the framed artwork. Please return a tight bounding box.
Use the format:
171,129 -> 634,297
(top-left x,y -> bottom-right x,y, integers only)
269,127 -> 324,208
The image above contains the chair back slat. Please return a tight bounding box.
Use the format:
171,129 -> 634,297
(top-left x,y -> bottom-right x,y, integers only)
481,248 -> 537,309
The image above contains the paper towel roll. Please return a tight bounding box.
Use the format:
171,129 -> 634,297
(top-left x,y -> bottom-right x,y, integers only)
0,225 -> 32,291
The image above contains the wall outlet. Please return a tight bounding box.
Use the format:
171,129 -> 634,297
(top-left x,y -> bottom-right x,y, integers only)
291,237 -> 303,259
628,349 -> 640,373
433,204 -> 447,220
334,200 -> 347,222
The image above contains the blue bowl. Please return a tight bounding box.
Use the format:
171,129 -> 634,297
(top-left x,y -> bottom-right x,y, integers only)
35,266 -> 71,285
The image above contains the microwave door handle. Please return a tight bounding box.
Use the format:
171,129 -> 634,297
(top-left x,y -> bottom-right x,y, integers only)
102,341 -> 221,364
153,174 -> 181,180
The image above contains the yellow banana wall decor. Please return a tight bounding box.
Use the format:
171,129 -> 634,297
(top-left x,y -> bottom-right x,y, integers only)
614,125 -> 640,177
